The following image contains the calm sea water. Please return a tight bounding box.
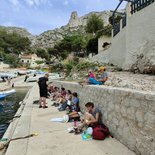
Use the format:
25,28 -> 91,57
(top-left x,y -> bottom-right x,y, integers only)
0,89 -> 28,138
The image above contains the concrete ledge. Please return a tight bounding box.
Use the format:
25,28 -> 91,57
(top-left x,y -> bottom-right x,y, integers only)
4,85 -> 38,155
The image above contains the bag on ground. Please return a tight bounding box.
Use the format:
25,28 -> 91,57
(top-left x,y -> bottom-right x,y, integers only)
92,124 -> 111,140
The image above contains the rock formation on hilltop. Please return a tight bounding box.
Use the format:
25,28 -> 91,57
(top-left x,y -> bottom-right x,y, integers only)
67,11 -> 112,27
33,10 -> 112,48
0,10 -> 112,48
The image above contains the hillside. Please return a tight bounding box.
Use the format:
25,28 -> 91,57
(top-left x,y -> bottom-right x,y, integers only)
33,11 -> 112,48
0,10 -> 112,49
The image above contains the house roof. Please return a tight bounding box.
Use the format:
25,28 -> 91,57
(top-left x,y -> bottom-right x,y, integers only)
20,55 -> 32,59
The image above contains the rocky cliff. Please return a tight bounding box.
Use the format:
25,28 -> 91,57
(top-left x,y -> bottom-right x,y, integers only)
32,11 -> 112,48
0,10 -> 112,48
33,11 -> 112,48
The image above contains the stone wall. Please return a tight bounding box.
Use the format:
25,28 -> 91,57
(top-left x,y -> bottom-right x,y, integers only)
52,80 -> 155,155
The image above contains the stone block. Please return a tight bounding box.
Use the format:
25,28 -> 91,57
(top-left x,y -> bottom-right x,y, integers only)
115,104 -> 120,113
136,109 -> 145,122
107,101 -> 115,112
140,102 -> 148,111
129,98 -> 141,108
121,106 -> 127,117
127,107 -> 136,120
144,93 -> 155,101
144,112 -> 155,127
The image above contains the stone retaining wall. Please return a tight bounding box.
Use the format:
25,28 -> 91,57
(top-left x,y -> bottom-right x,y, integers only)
53,81 -> 155,155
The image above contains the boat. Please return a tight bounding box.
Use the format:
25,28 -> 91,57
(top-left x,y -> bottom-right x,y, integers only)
0,89 -> 16,100
0,94 -> 7,100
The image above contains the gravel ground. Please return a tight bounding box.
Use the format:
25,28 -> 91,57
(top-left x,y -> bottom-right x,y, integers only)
105,71 -> 155,92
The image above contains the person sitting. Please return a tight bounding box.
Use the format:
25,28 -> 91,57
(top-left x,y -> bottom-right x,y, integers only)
75,102 -> 102,134
88,66 -> 108,85
58,90 -> 72,111
79,69 -> 96,86
52,87 -> 66,107
67,92 -> 80,121
88,69 -> 96,78
51,87 -> 60,101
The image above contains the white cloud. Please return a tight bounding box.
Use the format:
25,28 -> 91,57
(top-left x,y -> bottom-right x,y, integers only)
24,0 -> 52,6
63,0 -> 69,6
25,0 -> 34,6
8,0 -> 20,6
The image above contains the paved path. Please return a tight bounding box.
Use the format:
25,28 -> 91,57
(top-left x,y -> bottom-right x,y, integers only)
26,103 -> 136,155
2,84 -> 136,155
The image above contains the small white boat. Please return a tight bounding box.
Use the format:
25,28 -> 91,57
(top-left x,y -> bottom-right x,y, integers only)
0,89 -> 16,99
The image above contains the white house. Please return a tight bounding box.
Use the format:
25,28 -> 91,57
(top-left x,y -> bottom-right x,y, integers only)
19,54 -> 44,68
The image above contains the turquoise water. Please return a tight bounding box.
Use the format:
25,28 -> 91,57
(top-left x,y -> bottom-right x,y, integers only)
0,89 -> 28,138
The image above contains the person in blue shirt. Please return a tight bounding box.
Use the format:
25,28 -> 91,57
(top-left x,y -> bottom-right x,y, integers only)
68,92 -> 80,120
88,66 -> 108,85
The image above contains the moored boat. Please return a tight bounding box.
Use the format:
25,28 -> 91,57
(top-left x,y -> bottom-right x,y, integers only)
0,89 -> 16,100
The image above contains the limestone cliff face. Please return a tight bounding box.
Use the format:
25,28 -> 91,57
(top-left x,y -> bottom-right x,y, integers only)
33,11 -> 112,48
33,25 -> 86,48
67,11 -> 112,27
0,10 -> 112,48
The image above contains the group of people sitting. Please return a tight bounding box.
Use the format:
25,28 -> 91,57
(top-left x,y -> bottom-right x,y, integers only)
48,85 -> 102,134
37,66 -> 107,134
79,66 -> 108,86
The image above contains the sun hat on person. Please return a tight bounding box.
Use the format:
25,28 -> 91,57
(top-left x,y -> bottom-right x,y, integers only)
98,66 -> 105,71
88,69 -> 92,73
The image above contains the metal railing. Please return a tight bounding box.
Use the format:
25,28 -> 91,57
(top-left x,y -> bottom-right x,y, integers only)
131,0 -> 155,14
113,23 -> 120,37
113,0 -> 154,37
122,14 -> 127,28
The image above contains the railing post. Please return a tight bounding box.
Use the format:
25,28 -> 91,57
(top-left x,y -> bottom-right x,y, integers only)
131,0 -> 154,14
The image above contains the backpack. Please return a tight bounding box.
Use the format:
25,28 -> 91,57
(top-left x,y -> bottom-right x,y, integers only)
92,124 -> 112,140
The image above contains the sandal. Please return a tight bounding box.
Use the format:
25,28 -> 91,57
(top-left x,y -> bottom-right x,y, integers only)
74,128 -> 82,135
39,105 -> 42,108
43,106 -> 48,108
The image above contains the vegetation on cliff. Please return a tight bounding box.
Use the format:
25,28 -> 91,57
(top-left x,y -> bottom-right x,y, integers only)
0,29 -> 31,67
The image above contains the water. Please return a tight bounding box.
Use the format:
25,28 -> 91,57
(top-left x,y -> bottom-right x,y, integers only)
0,89 -> 28,138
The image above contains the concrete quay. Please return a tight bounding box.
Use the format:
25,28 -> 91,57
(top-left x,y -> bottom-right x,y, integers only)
0,83 -> 136,155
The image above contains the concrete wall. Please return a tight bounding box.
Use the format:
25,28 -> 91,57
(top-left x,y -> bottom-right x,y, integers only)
90,47 -> 110,64
124,2 -> 155,70
110,26 -> 127,67
92,2 -> 155,71
53,81 -> 155,155
98,35 -> 111,53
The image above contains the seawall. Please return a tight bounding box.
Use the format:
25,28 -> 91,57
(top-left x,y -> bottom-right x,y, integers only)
52,81 -> 155,155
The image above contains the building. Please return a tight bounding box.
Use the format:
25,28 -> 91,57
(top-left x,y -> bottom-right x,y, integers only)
19,54 -> 44,68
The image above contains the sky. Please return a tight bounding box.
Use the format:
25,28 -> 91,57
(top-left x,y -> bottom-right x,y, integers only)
0,0 -> 127,35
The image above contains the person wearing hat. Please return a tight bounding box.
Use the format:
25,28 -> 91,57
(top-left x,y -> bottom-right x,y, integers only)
88,66 -> 108,85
